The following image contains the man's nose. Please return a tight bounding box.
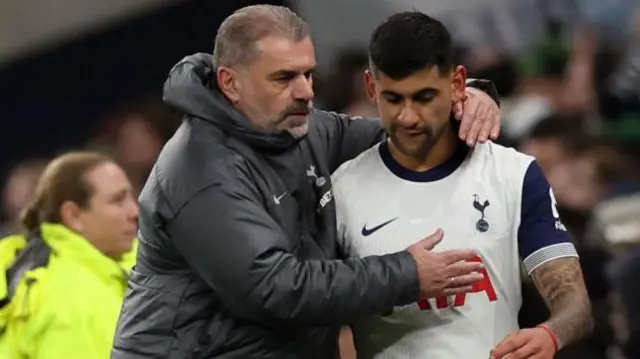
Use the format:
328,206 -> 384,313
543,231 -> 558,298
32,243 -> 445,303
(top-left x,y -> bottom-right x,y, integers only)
292,76 -> 314,102
397,105 -> 420,126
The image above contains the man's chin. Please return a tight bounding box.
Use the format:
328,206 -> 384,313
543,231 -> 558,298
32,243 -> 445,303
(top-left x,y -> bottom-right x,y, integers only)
286,122 -> 309,139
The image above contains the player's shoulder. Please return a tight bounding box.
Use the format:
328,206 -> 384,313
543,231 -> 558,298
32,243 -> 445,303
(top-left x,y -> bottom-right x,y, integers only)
472,141 -> 534,174
331,142 -> 382,189
331,142 -> 382,180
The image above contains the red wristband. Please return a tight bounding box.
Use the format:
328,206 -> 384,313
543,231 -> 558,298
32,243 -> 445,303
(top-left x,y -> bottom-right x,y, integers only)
537,324 -> 559,352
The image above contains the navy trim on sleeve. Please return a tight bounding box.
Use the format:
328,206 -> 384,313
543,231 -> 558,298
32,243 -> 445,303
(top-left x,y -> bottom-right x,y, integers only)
518,161 -> 577,273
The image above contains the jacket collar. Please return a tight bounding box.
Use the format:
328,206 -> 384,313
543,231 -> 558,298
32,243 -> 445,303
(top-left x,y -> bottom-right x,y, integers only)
40,223 -> 131,279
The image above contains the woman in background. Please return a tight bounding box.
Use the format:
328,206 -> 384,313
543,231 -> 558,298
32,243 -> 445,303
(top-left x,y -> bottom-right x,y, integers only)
0,151 -> 138,359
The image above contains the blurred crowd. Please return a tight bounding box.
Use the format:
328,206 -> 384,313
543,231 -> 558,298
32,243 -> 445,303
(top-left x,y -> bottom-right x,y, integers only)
1,1 -> 640,358
0,97 -> 180,237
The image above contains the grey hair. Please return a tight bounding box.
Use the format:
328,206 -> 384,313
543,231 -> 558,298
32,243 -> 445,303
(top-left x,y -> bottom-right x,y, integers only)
213,5 -> 310,69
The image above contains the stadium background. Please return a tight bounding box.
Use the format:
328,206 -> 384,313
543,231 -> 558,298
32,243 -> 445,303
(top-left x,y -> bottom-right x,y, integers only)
1,0 -> 640,358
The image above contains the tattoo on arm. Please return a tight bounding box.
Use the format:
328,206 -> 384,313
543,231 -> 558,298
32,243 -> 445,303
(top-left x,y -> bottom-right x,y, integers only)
531,257 -> 593,348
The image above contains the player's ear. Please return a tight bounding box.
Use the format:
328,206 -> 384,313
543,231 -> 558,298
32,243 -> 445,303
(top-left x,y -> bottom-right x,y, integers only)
365,69 -> 378,103
450,65 -> 467,103
217,66 -> 240,104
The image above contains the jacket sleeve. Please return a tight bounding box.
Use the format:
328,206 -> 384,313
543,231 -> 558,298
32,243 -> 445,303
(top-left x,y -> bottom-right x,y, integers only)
166,167 -> 420,327
314,111 -> 385,174
316,78 -> 501,173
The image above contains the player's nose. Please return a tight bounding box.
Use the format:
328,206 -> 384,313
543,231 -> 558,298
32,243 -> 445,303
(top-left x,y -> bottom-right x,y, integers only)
397,106 -> 420,127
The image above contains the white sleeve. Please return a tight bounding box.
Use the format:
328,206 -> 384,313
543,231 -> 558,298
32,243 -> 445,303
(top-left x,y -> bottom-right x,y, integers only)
331,164 -> 355,258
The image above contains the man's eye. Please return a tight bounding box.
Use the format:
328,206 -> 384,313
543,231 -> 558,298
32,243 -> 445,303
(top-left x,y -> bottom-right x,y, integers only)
274,72 -> 298,82
415,96 -> 434,104
385,97 -> 402,105
277,76 -> 293,82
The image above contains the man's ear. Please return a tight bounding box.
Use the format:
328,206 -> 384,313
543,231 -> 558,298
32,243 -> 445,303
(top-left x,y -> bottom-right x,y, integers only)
59,200 -> 83,233
365,69 -> 378,103
217,66 -> 240,104
451,65 -> 467,103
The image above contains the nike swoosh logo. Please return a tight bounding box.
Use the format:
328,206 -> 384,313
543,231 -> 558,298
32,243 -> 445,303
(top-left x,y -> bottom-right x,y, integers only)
361,218 -> 398,237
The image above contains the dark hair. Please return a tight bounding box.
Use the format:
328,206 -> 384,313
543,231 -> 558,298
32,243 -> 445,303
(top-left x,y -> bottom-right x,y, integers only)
369,11 -> 453,80
20,152 -> 112,233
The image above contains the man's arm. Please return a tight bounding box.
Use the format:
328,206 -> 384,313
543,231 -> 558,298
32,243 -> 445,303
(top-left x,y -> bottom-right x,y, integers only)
317,79 -> 501,173
491,161 -> 592,359
518,161 -> 592,347
166,163 -> 420,327
531,257 -> 592,347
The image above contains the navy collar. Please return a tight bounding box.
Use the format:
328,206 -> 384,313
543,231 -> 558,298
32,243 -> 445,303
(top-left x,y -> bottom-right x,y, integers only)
379,137 -> 469,182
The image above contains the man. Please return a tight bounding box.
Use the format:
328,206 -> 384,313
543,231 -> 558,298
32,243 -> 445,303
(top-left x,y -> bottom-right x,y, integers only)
112,5 -> 501,359
332,11 -> 593,359
0,158 -> 47,237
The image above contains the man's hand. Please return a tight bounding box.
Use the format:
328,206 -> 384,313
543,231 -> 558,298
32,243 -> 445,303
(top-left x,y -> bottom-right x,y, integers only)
407,229 -> 484,298
490,328 -> 557,359
454,87 -> 501,146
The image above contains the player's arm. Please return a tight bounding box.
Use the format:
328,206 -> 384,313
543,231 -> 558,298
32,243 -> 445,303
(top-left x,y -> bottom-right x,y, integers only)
315,79 -> 501,173
531,257 -> 591,347
491,161 -> 592,359
519,162 -> 592,348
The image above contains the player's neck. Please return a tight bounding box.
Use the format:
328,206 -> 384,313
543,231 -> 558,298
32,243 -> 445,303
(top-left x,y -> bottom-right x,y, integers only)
388,126 -> 458,172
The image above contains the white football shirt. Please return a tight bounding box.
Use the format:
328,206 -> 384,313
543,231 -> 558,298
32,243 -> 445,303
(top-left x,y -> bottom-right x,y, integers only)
331,139 -> 577,359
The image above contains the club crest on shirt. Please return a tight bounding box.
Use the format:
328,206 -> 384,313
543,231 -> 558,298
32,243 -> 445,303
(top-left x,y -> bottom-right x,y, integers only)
473,194 -> 491,232
306,165 -> 326,187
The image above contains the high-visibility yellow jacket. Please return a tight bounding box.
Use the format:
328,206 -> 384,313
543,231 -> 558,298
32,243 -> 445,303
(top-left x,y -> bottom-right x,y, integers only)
0,223 -> 137,359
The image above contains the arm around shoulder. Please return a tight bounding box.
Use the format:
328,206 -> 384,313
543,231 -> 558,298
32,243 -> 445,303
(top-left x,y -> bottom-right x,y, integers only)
167,164 -> 420,327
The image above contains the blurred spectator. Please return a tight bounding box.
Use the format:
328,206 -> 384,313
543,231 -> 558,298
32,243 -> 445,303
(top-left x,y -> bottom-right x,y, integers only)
315,48 -> 378,117
0,159 -> 48,238
549,141 -> 637,215
518,112 -> 589,176
87,97 -> 180,194
0,151 -> 138,359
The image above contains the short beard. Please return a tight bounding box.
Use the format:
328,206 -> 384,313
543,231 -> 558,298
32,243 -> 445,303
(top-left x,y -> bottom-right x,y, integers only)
390,124 -> 444,161
286,122 -> 309,139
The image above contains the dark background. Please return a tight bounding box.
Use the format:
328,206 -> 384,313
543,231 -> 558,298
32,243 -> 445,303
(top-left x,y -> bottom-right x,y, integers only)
0,0 -> 284,180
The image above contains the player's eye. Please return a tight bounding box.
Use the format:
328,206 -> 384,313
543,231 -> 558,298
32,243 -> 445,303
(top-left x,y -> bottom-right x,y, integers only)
383,95 -> 403,105
413,94 -> 436,104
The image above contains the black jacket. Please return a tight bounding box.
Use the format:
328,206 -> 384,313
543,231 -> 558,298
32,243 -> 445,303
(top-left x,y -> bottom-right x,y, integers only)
112,53 -> 498,359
